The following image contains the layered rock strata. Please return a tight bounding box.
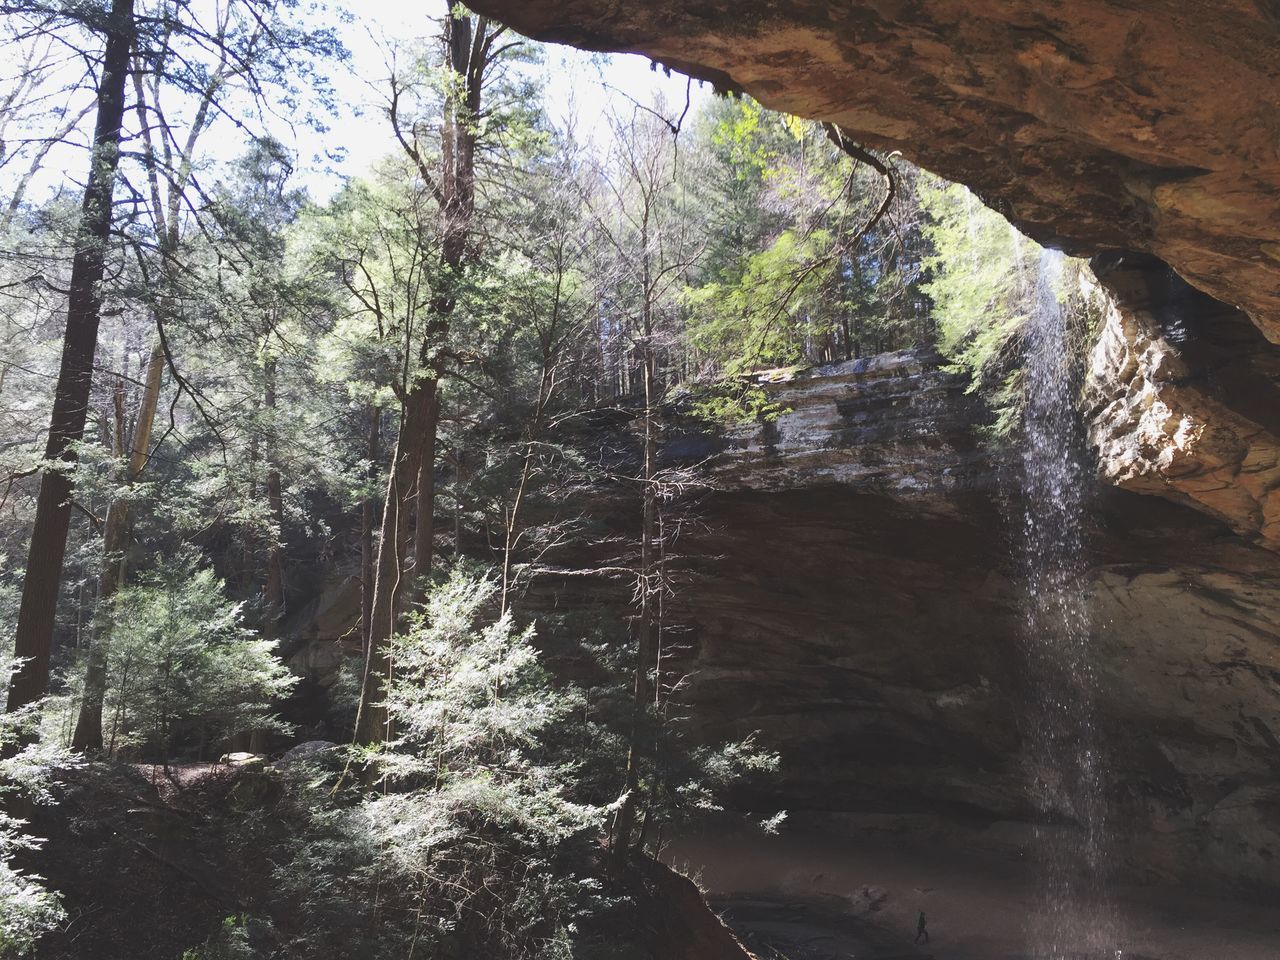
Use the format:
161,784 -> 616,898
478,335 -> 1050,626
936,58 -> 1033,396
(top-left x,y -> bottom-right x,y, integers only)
1087,254 -> 1280,546
655,349 -> 1280,892
682,349 -> 993,504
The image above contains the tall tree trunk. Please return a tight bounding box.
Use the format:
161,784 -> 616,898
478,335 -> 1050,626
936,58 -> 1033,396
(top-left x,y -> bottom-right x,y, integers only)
353,379 -> 436,746
408,389 -> 439,607
249,356 -> 286,754
360,404 -> 381,654
612,288 -> 661,864
500,359 -> 557,616
70,51 -> 229,742
354,0 -> 498,745
7,0 -> 136,715
262,356 -> 286,639
71,339 -> 163,749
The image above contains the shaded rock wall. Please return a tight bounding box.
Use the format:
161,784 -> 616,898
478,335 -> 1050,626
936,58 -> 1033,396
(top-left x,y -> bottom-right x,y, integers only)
1086,254 -> 1280,546
279,345 -> 1280,891
657,349 -> 1280,891
442,15 -> 1280,880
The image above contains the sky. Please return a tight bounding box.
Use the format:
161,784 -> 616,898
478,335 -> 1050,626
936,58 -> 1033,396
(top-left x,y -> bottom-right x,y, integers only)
282,2 -> 713,198
0,0 -> 712,208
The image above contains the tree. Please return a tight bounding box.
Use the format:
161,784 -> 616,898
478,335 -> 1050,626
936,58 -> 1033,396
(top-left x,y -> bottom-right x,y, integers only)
353,1 -> 520,746
0,703 -> 65,956
6,0 -> 137,716
66,0 -> 339,747
95,557 -> 293,759
582,101 -> 705,862
361,568 -> 600,957
681,100 -> 914,396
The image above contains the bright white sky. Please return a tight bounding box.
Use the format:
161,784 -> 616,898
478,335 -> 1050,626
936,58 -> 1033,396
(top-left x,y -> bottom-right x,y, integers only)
288,2 -> 712,198
1,0 -> 711,207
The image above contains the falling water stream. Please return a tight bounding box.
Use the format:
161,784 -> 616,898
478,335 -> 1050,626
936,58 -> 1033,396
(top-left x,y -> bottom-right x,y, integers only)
1017,247 -> 1116,959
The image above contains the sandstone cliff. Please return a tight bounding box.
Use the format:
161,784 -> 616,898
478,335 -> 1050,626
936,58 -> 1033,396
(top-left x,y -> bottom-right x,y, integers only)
658,347 -> 1280,892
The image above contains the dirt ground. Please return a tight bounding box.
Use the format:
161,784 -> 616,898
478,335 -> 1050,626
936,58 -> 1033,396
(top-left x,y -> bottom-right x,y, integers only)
666,825 -> 1280,960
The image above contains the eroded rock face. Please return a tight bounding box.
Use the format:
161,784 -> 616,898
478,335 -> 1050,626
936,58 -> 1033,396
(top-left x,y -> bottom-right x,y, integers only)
678,349 -> 993,505
652,351 -> 1280,891
466,0 -> 1280,344
1086,254 -> 1280,545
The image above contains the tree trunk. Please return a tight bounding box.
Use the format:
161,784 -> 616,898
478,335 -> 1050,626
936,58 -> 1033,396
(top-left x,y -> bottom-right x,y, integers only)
7,0 -> 136,715
249,356 -> 286,754
612,291 -> 661,864
69,45 -> 228,740
354,1 -> 493,745
262,356 -> 286,640
353,379 -> 437,746
408,389 -> 439,607
453,447 -> 463,557
360,404 -> 381,654
71,339 -> 164,749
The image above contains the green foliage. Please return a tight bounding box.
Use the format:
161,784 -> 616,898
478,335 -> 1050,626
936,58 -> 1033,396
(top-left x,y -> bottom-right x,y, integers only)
181,915 -> 273,960
919,178 -> 1105,437
0,811 -> 62,959
686,228 -> 840,378
209,571 -> 781,960
93,556 -> 294,758
0,558 -> 18,666
682,378 -> 784,427
682,96 -> 931,423
567,616 -> 781,837
357,567 -> 603,958
0,698 -> 72,957
920,178 -> 1035,416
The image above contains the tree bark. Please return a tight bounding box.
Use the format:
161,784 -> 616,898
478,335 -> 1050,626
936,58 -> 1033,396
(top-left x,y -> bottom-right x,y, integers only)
353,379 -> 436,746
7,0 -> 136,715
353,0 -> 498,745
262,356 -> 286,640
360,404 -> 381,654
408,389 -> 440,606
612,275 -> 661,864
71,339 -> 163,749
247,355 -> 287,754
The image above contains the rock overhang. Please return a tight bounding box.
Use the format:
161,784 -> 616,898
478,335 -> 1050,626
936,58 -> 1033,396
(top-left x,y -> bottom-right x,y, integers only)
466,0 -> 1280,342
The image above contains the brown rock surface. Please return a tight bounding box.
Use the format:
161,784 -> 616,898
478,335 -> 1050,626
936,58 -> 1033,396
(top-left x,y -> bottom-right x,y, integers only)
650,351 -> 1280,891
466,0 -> 1280,341
699,349 -> 992,504
1086,253 -> 1280,545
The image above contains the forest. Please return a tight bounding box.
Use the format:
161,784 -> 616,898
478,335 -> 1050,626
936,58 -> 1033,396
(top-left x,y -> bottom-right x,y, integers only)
0,1 -> 1084,957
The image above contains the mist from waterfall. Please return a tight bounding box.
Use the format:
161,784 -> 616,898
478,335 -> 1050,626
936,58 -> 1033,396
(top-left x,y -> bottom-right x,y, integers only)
1017,247 -> 1116,959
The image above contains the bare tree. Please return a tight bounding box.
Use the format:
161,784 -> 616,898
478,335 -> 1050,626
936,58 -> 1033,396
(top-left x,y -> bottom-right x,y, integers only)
583,103 -> 706,862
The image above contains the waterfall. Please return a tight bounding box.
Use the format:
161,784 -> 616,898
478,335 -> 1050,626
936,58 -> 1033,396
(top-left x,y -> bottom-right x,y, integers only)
1017,248 -> 1116,959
